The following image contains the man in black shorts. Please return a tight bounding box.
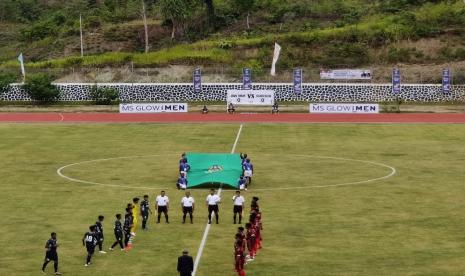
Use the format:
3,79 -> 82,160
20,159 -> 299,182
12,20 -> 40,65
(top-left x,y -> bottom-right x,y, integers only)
109,214 -> 124,251
181,191 -> 195,224
232,190 -> 245,224
94,215 -> 106,254
41,232 -> 62,275
82,225 -> 98,266
206,189 -> 221,224
156,191 -> 170,224
123,208 -> 133,249
140,195 -> 152,230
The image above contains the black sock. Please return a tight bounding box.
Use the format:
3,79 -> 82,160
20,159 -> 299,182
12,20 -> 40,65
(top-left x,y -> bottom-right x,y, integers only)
189,213 -> 193,222
157,214 -> 161,222
215,213 -> 219,223
234,214 -> 237,223
165,214 -> 169,222
183,214 -> 186,222
86,254 -> 91,264
239,214 -> 242,224
54,261 -> 58,272
208,214 -> 211,222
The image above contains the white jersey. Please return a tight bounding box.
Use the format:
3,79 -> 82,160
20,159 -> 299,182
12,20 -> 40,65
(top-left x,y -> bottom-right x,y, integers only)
232,195 -> 245,206
181,196 -> 195,207
156,195 -> 169,206
206,194 -> 220,205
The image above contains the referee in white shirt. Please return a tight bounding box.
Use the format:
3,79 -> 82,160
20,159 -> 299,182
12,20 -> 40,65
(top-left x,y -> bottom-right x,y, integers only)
206,189 -> 221,224
232,190 -> 245,224
155,191 -> 169,224
181,191 -> 195,224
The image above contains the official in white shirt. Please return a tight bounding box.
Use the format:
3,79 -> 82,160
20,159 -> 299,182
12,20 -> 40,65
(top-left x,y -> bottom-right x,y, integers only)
206,189 -> 221,224
232,190 -> 245,224
155,191 -> 169,224
181,191 -> 195,224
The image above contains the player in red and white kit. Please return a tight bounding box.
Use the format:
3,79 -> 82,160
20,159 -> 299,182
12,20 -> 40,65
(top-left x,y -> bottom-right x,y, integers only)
252,210 -> 263,251
234,234 -> 246,276
245,222 -> 256,260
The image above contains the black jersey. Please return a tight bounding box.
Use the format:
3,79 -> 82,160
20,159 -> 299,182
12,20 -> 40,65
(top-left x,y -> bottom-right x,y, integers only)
45,238 -> 58,253
95,221 -> 103,235
83,232 -> 97,247
123,215 -> 133,232
140,200 -> 150,214
114,220 -> 123,234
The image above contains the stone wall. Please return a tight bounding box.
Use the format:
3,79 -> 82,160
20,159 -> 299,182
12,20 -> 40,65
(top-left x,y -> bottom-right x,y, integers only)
2,83 -> 464,102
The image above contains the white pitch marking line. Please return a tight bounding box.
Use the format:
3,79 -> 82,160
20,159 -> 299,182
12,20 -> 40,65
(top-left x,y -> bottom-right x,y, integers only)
57,153 -> 396,191
192,124 -> 243,276
56,154 -> 175,190
250,155 -> 397,191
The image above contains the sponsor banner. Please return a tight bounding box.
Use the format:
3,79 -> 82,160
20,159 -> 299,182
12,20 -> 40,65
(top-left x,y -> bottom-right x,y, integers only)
320,69 -> 372,80
294,68 -> 302,94
227,90 -> 274,105
442,68 -> 452,93
392,68 -> 401,94
193,68 -> 202,93
119,103 -> 188,113
243,68 -> 252,90
310,103 -> 379,114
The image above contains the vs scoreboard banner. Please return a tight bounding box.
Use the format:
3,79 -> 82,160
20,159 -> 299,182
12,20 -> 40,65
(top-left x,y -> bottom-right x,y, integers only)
119,103 -> 188,113
226,90 -> 275,105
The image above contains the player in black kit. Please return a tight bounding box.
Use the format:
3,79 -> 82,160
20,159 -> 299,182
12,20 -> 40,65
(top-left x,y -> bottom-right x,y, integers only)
94,215 -> 106,253
109,214 -> 124,251
140,195 -> 152,230
41,232 -> 62,275
82,225 -> 98,266
123,208 -> 134,249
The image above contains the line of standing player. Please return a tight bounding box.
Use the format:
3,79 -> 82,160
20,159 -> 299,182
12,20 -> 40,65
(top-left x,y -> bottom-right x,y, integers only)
234,197 -> 263,276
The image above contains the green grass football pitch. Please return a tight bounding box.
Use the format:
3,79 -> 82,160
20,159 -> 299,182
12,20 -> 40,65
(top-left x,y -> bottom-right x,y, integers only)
1,123 -> 465,276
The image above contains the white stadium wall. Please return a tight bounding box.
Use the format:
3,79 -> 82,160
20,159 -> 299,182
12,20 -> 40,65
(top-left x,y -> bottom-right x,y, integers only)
2,83 -> 465,102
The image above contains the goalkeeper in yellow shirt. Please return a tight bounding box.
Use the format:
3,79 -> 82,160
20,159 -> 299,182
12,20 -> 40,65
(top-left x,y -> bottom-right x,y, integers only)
130,197 -> 140,235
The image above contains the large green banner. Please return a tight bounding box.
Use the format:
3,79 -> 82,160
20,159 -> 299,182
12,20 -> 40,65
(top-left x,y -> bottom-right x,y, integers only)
186,153 -> 242,189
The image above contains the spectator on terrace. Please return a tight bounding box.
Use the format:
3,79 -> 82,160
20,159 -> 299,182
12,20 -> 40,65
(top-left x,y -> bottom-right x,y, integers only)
272,102 -> 279,114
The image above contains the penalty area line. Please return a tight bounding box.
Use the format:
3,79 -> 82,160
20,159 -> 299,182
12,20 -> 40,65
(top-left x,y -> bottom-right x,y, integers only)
192,124 -> 243,276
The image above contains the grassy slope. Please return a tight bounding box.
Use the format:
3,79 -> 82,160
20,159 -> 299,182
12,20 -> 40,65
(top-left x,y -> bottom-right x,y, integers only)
1,1 -> 465,80
1,123 -> 465,275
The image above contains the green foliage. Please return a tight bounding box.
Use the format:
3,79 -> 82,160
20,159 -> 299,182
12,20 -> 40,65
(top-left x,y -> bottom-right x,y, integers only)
0,73 -> 16,94
90,85 -> 119,105
23,73 -> 59,103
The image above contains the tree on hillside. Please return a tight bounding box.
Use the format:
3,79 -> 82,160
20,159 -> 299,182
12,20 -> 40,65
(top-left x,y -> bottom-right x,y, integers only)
141,0 -> 149,53
233,0 -> 255,30
159,0 -> 190,39
204,0 -> 215,27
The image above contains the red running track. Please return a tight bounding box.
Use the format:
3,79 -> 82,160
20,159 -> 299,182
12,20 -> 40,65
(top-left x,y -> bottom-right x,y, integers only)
1,112 -> 465,124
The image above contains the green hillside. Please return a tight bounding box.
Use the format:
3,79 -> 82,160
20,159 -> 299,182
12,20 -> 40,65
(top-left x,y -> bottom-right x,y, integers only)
1,0 -> 465,82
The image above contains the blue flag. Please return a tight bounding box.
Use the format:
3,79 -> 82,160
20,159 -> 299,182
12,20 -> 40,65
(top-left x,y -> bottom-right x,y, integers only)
442,68 -> 451,93
243,68 -> 252,90
294,68 -> 302,94
193,68 -> 202,93
392,68 -> 401,94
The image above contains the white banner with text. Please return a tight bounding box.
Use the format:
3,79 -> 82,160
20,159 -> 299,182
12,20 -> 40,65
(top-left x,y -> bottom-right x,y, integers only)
320,69 -> 372,80
310,103 -> 379,114
226,90 -> 275,105
119,103 -> 188,113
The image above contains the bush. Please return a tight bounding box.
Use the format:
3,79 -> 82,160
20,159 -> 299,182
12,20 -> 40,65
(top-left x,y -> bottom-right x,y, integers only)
23,73 -> 59,103
90,85 -> 119,105
0,73 -> 17,94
